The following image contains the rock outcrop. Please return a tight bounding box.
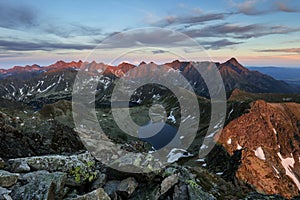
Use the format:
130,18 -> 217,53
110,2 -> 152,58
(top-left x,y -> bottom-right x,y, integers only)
219,100 -> 300,198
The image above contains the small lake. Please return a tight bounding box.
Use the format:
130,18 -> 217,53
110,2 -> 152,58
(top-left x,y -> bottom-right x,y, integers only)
138,121 -> 178,150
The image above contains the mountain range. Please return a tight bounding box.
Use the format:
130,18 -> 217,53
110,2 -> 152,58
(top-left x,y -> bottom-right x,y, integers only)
0,58 -> 297,108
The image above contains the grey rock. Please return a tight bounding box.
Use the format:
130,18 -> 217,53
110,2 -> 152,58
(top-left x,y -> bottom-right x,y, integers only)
187,184 -> 216,200
104,180 -> 120,199
8,152 -> 97,186
91,173 -> 107,190
173,182 -> 188,200
128,184 -> 160,200
11,170 -> 66,200
117,177 -> 138,198
65,188 -> 110,200
7,159 -> 30,173
0,187 -> 11,200
160,174 -> 178,196
110,153 -> 163,173
0,170 -> 19,188
245,192 -> 285,200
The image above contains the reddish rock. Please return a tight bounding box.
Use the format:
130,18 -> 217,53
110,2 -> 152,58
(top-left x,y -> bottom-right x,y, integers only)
219,100 -> 300,198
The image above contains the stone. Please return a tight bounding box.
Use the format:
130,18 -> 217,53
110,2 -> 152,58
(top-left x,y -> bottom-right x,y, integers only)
7,152 -> 97,186
160,174 -> 178,196
11,170 -> 66,200
187,184 -> 216,200
173,182 -> 188,200
7,159 -> 30,173
65,188 -> 110,200
128,184 -> 160,200
103,180 -> 120,199
0,170 -> 19,188
117,177 -> 138,198
91,173 -> 107,190
110,153 -> 163,173
0,187 -> 12,200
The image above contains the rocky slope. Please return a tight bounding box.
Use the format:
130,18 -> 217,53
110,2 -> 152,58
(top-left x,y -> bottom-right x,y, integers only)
219,100 -> 300,198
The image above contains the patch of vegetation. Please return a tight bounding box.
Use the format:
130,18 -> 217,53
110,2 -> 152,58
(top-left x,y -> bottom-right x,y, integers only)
69,161 -> 97,183
186,179 -> 199,188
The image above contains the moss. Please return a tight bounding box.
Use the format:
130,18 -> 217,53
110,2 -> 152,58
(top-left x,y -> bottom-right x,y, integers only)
69,161 -> 97,184
186,179 -> 198,188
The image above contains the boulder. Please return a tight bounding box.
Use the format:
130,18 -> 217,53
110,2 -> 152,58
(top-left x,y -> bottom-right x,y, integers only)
11,170 -> 66,200
187,184 -> 216,200
7,152 -> 97,186
173,182 -> 188,200
103,180 -> 120,199
91,173 -> 107,190
65,188 -> 110,200
128,184 -> 160,200
160,174 -> 178,196
110,153 -> 163,173
7,159 -> 30,173
0,170 -> 19,188
117,177 -> 138,198
0,187 -> 12,200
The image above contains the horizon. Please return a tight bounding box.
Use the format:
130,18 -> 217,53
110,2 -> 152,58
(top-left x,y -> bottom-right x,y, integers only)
1,58 -> 300,70
1,0 -> 300,68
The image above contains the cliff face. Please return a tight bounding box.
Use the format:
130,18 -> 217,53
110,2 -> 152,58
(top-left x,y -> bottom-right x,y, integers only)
219,100 -> 300,198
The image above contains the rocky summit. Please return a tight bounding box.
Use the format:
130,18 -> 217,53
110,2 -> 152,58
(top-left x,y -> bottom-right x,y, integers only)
0,58 -> 300,199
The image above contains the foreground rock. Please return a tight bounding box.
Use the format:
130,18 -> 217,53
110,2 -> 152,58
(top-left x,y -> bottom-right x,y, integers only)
0,170 -> 19,188
11,170 -> 66,200
0,109 -> 84,159
8,152 -> 97,186
219,100 -> 300,198
117,177 -> 138,198
65,188 -> 110,200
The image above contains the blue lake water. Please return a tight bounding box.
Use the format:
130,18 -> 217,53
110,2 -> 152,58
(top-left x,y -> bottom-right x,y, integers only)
138,121 -> 178,150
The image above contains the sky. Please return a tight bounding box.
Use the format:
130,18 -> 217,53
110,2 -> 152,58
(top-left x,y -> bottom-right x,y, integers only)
0,0 -> 300,68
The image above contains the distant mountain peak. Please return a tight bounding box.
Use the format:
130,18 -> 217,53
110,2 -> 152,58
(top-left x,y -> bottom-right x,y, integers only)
221,57 -> 249,74
138,61 -> 146,66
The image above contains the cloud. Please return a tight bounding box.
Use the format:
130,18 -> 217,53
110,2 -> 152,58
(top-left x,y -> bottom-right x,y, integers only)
42,23 -> 103,38
200,39 -> 242,50
152,13 -> 227,27
98,28 -> 192,49
0,39 -> 95,51
0,52 -> 25,58
152,50 -> 168,54
275,2 -> 300,12
0,1 -> 103,39
256,48 -> 300,54
183,23 -> 300,39
229,0 -> 300,15
0,1 -> 37,29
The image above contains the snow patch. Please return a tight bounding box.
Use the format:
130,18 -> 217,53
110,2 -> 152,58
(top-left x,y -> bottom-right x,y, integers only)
200,144 -> 208,150
278,152 -> 300,190
195,158 -> 205,162
273,128 -> 277,135
237,143 -> 242,150
254,146 -> 266,161
167,148 -> 193,163
167,111 -> 176,123
227,138 -> 232,145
